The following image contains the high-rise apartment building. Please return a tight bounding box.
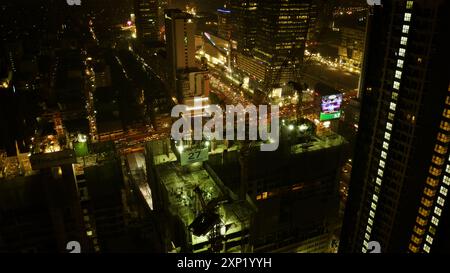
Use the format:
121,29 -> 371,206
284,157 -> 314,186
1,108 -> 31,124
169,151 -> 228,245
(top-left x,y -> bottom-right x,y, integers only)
340,0 -> 450,253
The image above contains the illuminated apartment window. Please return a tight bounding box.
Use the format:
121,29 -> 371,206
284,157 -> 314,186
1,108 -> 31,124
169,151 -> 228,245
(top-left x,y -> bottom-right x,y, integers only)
395,71 -> 402,79
423,244 -> 431,253
437,133 -> 449,143
447,165 -> 450,173
388,112 -> 395,120
365,233 -> 370,240
443,175 -> 450,186
368,218 -> 373,226
411,234 -> 421,244
434,207 -> 442,217
429,225 -> 436,236
431,216 -> 439,226
371,202 -> 377,210
373,194 -> 379,202
440,121 -> 450,131
424,187 -> 436,197
440,186 -> 448,196
437,196 -> 445,206
426,177 -> 439,187
397,59 -> 404,68
409,244 -> 419,253
376,177 -> 382,186
393,81 -> 400,90
386,122 -> 393,131
400,37 -> 408,46
392,92 -> 399,101
416,216 -> 426,226
432,156 -> 444,166
381,151 -> 387,159
399,48 -> 406,57
385,132 -> 391,141
402,25 -> 410,34
366,226 -> 372,233
429,167 -> 441,177
419,207 -> 430,217
379,160 -> 386,168
406,1 -> 414,9
444,109 -> 450,119
404,13 -> 411,22
390,102 -> 397,111
421,197 -> 432,208
414,225 -> 425,236
383,141 -> 389,150
434,144 -> 447,155
426,235 -> 433,244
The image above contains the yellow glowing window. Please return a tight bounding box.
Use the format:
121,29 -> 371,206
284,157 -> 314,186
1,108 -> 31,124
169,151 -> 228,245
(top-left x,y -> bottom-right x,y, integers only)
443,109 -> 450,119
421,197 -> 432,208
414,225 -> 425,236
416,216 -> 427,226
437,133 -> 449,143
424,187 -> 436,197
434,144 -> 447,155
432,156 -> 444,166
429,226 -> 436,236
406,1 -> 414,9
426,177 -> 439,187
440,121 -> 450,131
418,207 -> 429,217
411,234 -> 421,244
409,244 -> 419,253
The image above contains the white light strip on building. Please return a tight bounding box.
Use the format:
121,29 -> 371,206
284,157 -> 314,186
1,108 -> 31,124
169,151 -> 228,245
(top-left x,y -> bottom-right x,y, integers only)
362,1 -> 414,253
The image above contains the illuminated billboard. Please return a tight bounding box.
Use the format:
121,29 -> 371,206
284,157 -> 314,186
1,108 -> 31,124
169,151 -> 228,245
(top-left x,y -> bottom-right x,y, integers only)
320,94 -> 342,121
321,94 -> 342,114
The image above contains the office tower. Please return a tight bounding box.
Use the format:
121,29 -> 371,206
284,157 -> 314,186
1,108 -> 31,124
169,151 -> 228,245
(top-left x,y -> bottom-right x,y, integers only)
134,0 -> 159,43
253,0 -> 313,86
340,0 -> 450,253
217,7 -> 232,41
229,0 -> 258,54
165,9 -> 209,103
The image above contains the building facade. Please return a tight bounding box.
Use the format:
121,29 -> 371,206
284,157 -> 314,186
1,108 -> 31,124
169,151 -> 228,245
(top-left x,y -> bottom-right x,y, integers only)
340,0 -> 450,253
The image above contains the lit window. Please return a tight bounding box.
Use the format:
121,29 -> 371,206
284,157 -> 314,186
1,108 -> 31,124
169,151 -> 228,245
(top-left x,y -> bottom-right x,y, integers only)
399,48 -> 406,57
395,71 -> 402,79
426,235 -> 433,244
437,196 -> 445,206
383,141 -> 389,150
365,233 -> 370,240
385,132 -> 391,141
371,202 -> 377,210
376,177 -> 382,186
423,244 -> 430,253
447,165 -> 450,173
404,13 -> 411,22
381,151 -> 387,159
373,194 -> 379,202
397,59 -> 404,68
393,81 -> 400,90
402,25 -> 410,34
379,160 -> 386,168
386,122 -> 393,131
370,210 -> 375,218
388,112 -> 395,120
406,1 -> 414,9
440,186 -> 448,196
400,37 -> 408,46
434,207 -> 442,217
366,226 -> 372,233
443,175 -> 450,186
363,240 -> 369,248
392,92 -> 399,101
431,216 -> 439,226
378,169 -> 383,176
368,218 -> 373,226
390,102 -> 397,111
